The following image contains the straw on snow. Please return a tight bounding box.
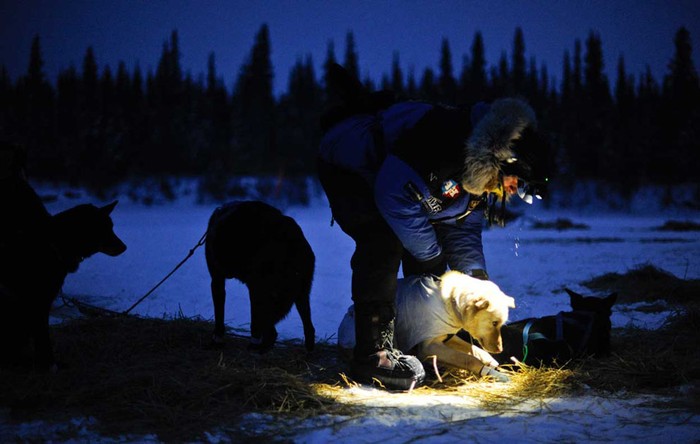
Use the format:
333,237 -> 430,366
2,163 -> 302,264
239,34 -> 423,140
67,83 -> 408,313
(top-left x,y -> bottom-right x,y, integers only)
2,265 -> 698,440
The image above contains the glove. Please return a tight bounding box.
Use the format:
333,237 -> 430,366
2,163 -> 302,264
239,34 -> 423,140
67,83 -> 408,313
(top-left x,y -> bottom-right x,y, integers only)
480,365 -> 510,383
416,252 -> 446,277
470,269 -> 489,280
403,251 -> 446,277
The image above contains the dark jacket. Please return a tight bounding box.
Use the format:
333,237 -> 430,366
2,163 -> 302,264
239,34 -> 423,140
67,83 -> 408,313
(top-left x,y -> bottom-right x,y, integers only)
319,98 -> 537,274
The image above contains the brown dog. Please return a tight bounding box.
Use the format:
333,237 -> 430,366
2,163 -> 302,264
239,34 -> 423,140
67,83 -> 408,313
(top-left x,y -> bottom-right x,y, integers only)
205,201 -> 315,353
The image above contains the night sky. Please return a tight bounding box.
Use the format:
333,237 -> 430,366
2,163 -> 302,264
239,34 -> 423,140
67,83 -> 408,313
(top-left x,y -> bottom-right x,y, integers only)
1,0 -> 699,96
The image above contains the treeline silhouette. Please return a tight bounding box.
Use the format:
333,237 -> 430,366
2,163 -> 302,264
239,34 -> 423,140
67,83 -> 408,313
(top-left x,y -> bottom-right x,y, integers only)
1,24 -> 698,202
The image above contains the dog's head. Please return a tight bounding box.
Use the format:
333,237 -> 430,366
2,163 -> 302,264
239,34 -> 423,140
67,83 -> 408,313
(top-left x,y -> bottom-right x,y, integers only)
566,288 -> 617,316
440,271 -> 515,354
95,201 -> 128,256
566,288 -> 617,346
53,201 -> 127,265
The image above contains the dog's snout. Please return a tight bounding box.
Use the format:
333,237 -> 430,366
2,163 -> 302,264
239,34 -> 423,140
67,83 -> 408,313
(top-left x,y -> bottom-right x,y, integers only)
485,345 -> 503,354
481,337 -> 503,354
103,235 -> 127,256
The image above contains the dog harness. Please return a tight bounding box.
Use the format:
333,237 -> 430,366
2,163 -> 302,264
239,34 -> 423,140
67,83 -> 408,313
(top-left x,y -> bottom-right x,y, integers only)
557,311 -> 596,356
521,320 -> 547,363
520,311 -> 596,363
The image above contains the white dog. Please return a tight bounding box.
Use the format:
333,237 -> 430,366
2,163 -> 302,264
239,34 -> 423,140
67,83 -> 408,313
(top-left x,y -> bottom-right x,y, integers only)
336,271 -> 515,380
394,271 -> 515,380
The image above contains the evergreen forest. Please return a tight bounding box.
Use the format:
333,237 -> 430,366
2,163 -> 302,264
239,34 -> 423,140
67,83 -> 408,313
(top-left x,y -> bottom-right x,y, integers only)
1,24 -> 698,203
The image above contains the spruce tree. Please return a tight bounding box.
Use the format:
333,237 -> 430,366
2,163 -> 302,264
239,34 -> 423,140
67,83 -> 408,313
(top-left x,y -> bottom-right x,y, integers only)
561,40 -> 586,184
582,31 -> 611,180
665,27 -> 700,106
662,26 -> 700,182
73,46 -> 105,187
390,52 -> 404,96
232,24 -> 276,175
149,29 -> 190,178
636,65 -> 660,183
611,55 -> 638,191
322,40 -> 338,102
511,27 -> 526,95
438,38 -> 457,104
556,49 -> 575,184
55,65 -> 80,181
21,35 -> 55,177
584,32 -> 610,106
489,51 -> 509,97
561,50 -> 572,105
82,47 -> 99,121
526,56 -> 539,100
31,41 -> 55,172
406,66 -> 417,98
465,31 -> 487,103
573,40 -> 583,98
278,55 -> 321,179
343,31 -> 360,81
418,67 -> 437,100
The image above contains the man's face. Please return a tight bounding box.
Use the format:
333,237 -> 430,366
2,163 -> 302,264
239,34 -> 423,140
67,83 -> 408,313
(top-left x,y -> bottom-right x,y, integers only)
502,175 -> 519,195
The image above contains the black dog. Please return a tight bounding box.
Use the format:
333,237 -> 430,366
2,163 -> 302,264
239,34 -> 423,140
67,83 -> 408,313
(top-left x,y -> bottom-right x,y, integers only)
494,289 -> 617,368
0,201 -> 127,370
205,201 -> 315,353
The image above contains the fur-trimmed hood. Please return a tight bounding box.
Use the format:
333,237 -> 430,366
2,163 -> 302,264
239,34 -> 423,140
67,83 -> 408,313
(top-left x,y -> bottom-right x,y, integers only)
461,98 -> 537,195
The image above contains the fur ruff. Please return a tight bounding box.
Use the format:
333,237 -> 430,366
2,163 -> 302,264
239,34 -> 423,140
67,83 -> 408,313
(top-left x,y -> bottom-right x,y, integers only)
461,98 -> 537,195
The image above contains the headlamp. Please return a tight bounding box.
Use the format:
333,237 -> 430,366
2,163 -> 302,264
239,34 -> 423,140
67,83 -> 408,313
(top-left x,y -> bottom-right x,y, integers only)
517,178 -> 547,204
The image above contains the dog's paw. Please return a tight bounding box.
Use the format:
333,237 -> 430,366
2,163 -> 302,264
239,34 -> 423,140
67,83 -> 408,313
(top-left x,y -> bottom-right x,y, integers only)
304,336 -> 315,352
206,334 -> 226,350
480,365 -> 510,383
211,332 -> 225,344
247,334 -> 276,354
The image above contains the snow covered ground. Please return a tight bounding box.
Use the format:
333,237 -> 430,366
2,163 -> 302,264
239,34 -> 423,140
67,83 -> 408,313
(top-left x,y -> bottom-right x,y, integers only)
2,180 -> 700,442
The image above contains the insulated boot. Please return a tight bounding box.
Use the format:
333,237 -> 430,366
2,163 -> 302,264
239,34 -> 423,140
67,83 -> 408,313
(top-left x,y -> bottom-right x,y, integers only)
351,304 -> 425,390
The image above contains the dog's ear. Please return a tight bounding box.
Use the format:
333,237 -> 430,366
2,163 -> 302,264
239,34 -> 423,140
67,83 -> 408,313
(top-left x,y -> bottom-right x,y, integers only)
504,295 -> 516,309
604,292 -> 618,308
100,200 -> 119,215
472,295 -> 490,310
565,288 -> 582,305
